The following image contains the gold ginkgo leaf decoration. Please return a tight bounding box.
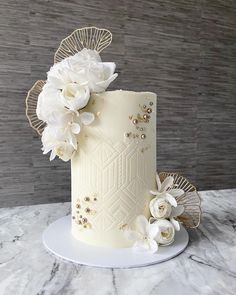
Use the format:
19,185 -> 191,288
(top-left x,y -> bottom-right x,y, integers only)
25,80 -> 46,135
159,172 -> 201,228
54,27 -> 112,63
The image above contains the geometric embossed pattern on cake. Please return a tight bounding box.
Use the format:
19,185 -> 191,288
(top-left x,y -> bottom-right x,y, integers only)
71,90 -> 157,247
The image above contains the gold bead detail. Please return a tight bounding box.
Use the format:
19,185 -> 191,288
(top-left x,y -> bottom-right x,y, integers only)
132,119 -> 138,125
76,204 -> 81,209
147,108 -> 152,114
143,105 -> 146,109
84,197 -> 90,202
149,101 -> 153,106
72,216 -> 75,219
141,134 -> 146,139
82,217 -> 88,223
94,197 -> 97,201
140,127 -> 143,131
143,114 -> 148,120
85,208 -> 91,213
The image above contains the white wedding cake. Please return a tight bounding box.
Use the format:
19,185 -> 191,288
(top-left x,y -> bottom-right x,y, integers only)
71,90 -> 157,247
26,27 -> 201,254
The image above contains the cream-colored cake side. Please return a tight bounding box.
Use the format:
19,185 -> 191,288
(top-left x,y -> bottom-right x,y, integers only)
71,90 -> 157,247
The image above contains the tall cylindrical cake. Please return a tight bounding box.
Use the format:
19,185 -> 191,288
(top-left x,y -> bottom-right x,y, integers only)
71,90 -> 157,247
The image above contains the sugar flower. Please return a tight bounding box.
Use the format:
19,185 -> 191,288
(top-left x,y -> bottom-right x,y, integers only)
154,219 -> 175,246
150,173 -> 184,207
123,215 -> 159,253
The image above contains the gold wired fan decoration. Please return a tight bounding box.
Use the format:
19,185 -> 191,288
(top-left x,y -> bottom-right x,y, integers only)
54,27 -> 112,63
25,80 -> 46,135
159,172 -> 201,228
25,27 -> 113,135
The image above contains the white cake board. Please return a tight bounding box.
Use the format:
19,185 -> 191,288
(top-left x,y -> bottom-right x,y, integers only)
42,215 -> 189,268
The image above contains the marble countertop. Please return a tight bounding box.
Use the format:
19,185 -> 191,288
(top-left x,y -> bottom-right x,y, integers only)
0,189 -> 236,295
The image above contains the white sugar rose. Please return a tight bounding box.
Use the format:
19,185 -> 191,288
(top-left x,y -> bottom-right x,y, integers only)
61,83 -> 90,111
149,197 -> 172,219
154,219 -> 175,246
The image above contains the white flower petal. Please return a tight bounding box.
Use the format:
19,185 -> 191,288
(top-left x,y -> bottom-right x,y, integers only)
165,193 -> 177,207
170,205 -> 185,218
169,188 -> 185,197
150,190 -> 158,196
135,215 -> 149,236
123,229 -> 142,242
160,176 -> 174,192
170,218 -> 180,231
94,73 -> 118,93
49,150 -> 56,161
148,239 -> 159,253
102,62 -> 116,78
80,112 -> 95,125
156,173 -> 162,192
148,223 -> 159,240
71,123 -> 81,134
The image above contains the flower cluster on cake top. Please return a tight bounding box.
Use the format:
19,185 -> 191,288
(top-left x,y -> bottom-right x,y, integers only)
123,173 -> 185,253
36,49 -> 118,161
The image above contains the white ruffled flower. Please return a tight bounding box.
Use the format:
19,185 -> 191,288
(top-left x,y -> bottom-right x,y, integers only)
36,84 -> 65,123
69,49 -> 118,93
154,219 -> 175,246
123,215 -> 159,253
150,173 -> 184,207
47,49 -> 118,93
61,83 -> 90,112
149,197 -> 172,219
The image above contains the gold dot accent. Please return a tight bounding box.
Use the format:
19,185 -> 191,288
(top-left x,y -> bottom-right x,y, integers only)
143,105 -> 146,109
82,217 -> 88,223
132,119 -> 138,125
147,108 -> 152,114
94,197 -> 97,201
84,197 -> 90,202
143,114 -> 148,120
141,134 -> 146,139
76,204 -> 81,209
85,208 -> 91,213
149,101 -> 153,106
72,216 -> 75,219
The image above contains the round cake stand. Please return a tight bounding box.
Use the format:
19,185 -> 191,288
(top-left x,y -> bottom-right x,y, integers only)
42,215 -> 189,268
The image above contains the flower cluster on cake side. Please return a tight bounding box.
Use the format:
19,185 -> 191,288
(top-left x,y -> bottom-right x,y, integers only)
123,173 -> 185,253
36,49 -> 118,161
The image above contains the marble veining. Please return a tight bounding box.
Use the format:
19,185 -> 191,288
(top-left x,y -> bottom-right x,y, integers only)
0,190 -> 236,295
